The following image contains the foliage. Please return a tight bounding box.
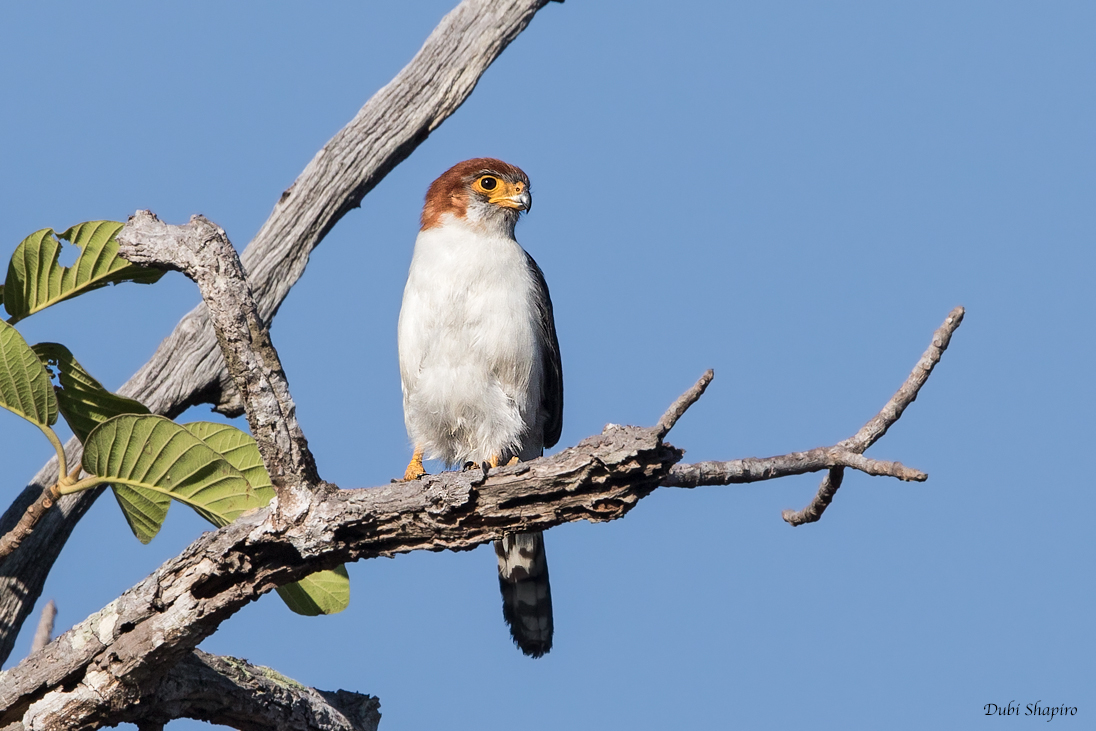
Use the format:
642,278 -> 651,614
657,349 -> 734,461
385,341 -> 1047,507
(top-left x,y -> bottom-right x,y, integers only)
0,223 -> 348,615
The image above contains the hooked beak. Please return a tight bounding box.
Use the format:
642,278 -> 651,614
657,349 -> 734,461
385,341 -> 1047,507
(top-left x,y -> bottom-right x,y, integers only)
489,185 -> 532,213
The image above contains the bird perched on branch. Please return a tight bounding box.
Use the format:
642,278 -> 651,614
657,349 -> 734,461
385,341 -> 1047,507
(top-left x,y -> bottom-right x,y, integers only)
398,158 -> 563,658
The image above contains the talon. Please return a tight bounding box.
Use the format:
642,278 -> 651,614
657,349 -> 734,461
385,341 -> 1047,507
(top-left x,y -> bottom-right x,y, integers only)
507,456 -> 519,466
401,445 -> 426,481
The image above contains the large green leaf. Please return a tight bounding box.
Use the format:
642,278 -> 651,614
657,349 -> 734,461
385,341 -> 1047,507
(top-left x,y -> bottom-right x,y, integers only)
275,565 -> 351,616
33,343 -> 150,442
33,343 -> 162,541
84,415 -> 349,612
4,221 -> 164,323
83,415 -> 260,542
0,320 -> 57,429
185,421 -> 349,615
184,422 -> 275,503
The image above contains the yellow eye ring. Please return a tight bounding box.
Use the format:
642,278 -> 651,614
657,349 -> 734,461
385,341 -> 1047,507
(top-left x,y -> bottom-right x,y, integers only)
478,175 -> 498,191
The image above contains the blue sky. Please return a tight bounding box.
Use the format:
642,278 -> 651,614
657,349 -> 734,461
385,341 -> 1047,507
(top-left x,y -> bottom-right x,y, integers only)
1,2 -> 1093,729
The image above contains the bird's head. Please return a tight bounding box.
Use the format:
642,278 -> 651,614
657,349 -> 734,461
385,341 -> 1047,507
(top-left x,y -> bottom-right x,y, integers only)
421,158 -> 531,236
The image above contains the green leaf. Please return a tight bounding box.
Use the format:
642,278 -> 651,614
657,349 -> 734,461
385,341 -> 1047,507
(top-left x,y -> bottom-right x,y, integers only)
85,415 -> 350,613
33,343 -> 161,541
108,483 -> 172,546
184,422 -> 275,503
185,421 -> 349,615
33,342 -> 150,442
275,565 -> 351,616
83,414 -> 260,542
0,320 -> 57,429
4,221 -> 164,323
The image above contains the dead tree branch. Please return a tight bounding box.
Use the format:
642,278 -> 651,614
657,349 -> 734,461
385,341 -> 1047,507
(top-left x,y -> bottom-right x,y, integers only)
0,486 -> 59,563
28,602 -> 56,657
116,211 -> 322,509
0,290 -> 959,727
115,650 -> 380,731
0,209 -> 960,728
661,307 -> 964,526
656,369 -> 714,438
0,422 -> 680,730
780,305 -> 964,525
0,0 -> 559,664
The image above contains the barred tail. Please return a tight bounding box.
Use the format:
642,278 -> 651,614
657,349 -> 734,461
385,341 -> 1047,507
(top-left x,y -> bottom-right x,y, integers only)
495,531 -> 553,658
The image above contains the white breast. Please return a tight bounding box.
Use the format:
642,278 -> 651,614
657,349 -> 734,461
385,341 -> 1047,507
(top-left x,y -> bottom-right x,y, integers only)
398,216 -> 545,466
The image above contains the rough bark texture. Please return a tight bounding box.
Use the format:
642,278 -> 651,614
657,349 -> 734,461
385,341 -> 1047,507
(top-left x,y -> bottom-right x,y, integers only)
0,424 -> 680,730
116,212 -> 323,510
0,488 -> 59,563
116,650 -> 380,731
0,317 -> 961,730
0,0 -> 558,666
0,290 -> 964,729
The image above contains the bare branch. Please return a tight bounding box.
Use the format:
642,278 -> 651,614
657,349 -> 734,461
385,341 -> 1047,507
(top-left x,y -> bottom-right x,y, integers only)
663,449 -> 925,488
660,308 -> 963,526
117,211 -> 322,508
0,303 -> 962,728
843,306 -> 965,452
28,601 -> 56,656
781,467 -> 843,526
783,306 -> 965,525
0,0 -> 559,664
655,369 -> 714,438
117,650 -> 380,731
0,486 -> 59,563
0,424 -> 679,729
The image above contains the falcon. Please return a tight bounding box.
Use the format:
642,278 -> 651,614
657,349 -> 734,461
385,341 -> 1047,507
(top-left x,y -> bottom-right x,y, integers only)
398,158 -> 563,658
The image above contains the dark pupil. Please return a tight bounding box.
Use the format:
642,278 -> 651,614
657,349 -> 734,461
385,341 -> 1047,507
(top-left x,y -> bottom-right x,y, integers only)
480,176 -> 497,190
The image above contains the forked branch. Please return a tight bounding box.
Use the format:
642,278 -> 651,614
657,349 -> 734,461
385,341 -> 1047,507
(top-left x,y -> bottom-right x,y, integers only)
0,227 -> 962,728
662,307 -> 964,526
0,0 -> 562,666
116,211 -> 322,510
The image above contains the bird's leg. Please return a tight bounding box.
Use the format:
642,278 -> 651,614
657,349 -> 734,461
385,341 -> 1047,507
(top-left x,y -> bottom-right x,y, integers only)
402,445 -> 426,481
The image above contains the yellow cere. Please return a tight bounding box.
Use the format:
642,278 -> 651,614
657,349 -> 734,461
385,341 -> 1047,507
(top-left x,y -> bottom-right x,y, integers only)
474,175 -> 526,208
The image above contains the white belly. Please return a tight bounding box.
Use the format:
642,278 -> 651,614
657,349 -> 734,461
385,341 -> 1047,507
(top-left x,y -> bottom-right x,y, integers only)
398,220 -> 544,465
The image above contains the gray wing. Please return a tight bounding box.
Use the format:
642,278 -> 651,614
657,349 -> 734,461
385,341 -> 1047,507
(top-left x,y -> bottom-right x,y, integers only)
524,252 -> 563,448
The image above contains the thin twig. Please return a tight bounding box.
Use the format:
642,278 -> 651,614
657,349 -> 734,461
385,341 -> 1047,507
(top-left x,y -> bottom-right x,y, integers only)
782,306 -> 965,525
29,599 -> 56,655
0,485 -> 60,562
656,369 -> 714,438
843,306 -> 966,453
662,449 -> 923,487
658,308 -> 963,526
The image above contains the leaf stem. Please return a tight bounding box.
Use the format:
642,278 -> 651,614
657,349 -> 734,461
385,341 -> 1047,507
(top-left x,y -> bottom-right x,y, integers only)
56,475 -> 107,496
38,425 -> 70,487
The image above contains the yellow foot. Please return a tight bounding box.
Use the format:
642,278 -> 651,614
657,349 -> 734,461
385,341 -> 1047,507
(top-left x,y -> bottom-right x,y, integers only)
402,445 -> 426,481
488,455 -> 521,468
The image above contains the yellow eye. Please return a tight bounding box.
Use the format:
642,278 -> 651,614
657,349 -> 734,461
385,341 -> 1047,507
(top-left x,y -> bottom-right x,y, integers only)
478,175 -> 498,191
